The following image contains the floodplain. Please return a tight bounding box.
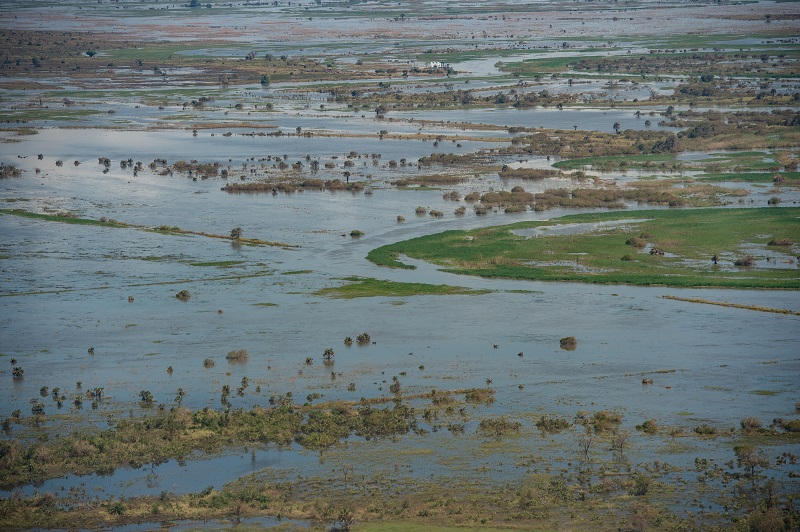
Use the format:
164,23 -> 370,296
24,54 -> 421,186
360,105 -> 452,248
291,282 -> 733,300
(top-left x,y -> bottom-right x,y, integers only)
0,0 -> 799,530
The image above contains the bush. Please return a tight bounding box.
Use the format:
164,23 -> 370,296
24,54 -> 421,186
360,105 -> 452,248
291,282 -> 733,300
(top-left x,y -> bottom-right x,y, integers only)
226,349 -> 249,362
768,237 -> 792,246
636,419 -> 659,434
629,472 -> 651,496
536,416 -> 570,433
592,410 -> 622,433
478,417 -> 522,437
734,255 -> 755,267
465,388 -> 495,404
175,290 -> 191,301
694,424 -> 717,435
626,236 -> 647,248
560,336 -> 577,350
740,417 -> 762,433
203,358 -> 215,368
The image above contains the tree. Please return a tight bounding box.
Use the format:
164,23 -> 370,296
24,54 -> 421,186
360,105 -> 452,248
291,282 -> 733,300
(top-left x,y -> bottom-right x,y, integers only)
189,0 -> 201,7
230,227 -> 243,239
734,445 -> 769,488
260,73 -> 270,85
613,121 -> 621,134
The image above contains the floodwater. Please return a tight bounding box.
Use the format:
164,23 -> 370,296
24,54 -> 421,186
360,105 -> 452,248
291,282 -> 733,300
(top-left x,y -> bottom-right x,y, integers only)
1,128 -> 799,502
1,0 -> 799,521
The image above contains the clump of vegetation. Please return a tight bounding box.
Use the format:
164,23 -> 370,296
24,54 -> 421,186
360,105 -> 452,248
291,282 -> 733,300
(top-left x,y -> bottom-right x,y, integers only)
589,410 -> 622,433
478,417 -> 522,437
536,416 -> 571,433
694,424 -> 717,436
465,388 -> 495,404
734,255 -> 755,267
768,238 -> 792,246
350,230 -> 364,237
175,290 -> 191,301
560,336 -> 577,350
203,358 -> 215,368
323,348 -> 334,364
356,332 -> 371,345
226,349 -> 249,362
740,417 -> 763,433
636,419 -> 659,434
343,336 -> 353,346
11,366 -> 24,379
626,236 -> 647,248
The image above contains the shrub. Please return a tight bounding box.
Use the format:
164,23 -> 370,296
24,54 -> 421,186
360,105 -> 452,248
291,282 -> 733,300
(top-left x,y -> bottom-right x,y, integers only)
175,290 -> 191,301
740,417 -> 762,433
780,419 -> 800,432
626,236 -> 647,248
203,358 -> 215,368
226,349 -> 249,362
768,237 -> 792,246
465,388 -> 495,404
536,416 -> 570,433
636,419 -> 659,434
767,196 -> 781,205
356,332 -> 371,345
734,255 -> 755,267
621,254 -> 634,261
592,410 -> 622,433
560,336 -> 577,350
415,206 -> 427,214
344,336 -> 353,346
694,424 -> 717,435
11,367 -> 23,379
628,472 -> 651,496
478,417 -> 522,437
350,230 -> 365,237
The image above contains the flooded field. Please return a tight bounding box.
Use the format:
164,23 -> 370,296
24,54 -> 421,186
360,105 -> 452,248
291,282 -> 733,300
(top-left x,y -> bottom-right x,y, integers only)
1,0 -> 799,530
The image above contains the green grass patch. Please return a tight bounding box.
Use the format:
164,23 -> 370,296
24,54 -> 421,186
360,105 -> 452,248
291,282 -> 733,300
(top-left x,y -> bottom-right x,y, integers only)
553,154 -> 678,171
253,302 -> 278,307
358,523 -> 535,532
282,270 -> 313,275
367,207 -> 800,289
0,209 -> 131,228
698,172 -> 800,183
315,277 -> 491,299
188,260 -> 245,267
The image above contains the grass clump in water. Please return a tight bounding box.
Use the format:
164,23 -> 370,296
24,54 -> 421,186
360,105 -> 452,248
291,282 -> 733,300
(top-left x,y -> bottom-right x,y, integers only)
315,277 -> 491,299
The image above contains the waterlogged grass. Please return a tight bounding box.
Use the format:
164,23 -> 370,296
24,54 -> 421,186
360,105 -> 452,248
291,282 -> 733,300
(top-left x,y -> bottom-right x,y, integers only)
367,208 -> 800,289
0,208 -> 296,248
0,209 -> 132,227
315,277 -> 491,299
553,154 -> 678,171
188,260 -> 245,267
698,172 -> 800,183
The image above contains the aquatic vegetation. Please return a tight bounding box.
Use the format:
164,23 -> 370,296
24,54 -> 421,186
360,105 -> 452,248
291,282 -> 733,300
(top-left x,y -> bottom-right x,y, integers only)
368,208 -> 800,289
559,336 -> 577,351
225,349 -> 249,362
